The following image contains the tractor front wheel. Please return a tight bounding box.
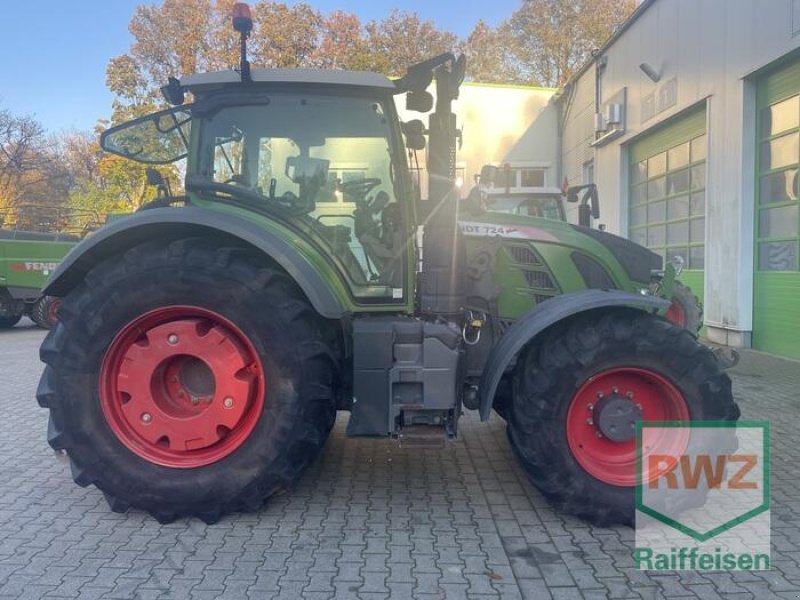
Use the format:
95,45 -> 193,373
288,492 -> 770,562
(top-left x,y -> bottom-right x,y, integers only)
0,314 -> 22,329
31,296 -> 62,329
665,281 -> 703,334
38,238 -> 339,522
507,309 -> 739,526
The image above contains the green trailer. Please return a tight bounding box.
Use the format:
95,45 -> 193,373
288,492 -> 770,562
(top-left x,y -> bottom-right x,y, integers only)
0,206 -> 99,328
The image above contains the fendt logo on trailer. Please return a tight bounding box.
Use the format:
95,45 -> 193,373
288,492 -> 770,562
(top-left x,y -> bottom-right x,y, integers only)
9,262 -> 58,273
634,422 -> 770,571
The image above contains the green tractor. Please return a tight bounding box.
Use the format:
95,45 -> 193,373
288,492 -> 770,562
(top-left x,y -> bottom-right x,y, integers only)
0,205 -> 98,329
463,167 -> 703,334
37,4 -> 738,526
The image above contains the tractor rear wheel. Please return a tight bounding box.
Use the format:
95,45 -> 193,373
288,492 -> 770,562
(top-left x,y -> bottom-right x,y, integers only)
0,314 -> 22,329
31,296 -> 62,329
507,309 -> 739,526
38,238 -> 339,523
665,281 -> 703,334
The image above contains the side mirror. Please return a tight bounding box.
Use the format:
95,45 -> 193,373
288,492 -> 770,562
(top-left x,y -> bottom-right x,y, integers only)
402,120 -> 427,150
407,90 -> 433,113
145,167 -> 172,199
566,184 -> 600,227
160,77 -> 185,106
146,168 -> 165,187
479,165 -> 498,187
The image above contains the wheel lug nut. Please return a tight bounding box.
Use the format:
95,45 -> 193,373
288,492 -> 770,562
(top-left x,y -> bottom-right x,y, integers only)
595,431 -> 603,438
587,403 -> 594,411
626,391 -> 634,399
223,397 -> 234,409
586,418 -> 593,425
596,392 -> 604,399
191,397 -> 200,406
141,413 -> 152,423
612,387 -> 619,394
167,334 -> 179,345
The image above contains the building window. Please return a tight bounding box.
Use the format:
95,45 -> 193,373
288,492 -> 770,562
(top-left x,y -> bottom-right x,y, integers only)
757,94 -> 800,271
519,168 -> 546,188
583,160 -> 594,185
629,135 -> 706,270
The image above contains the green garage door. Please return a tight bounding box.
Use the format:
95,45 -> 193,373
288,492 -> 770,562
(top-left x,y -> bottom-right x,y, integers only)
754,59 -> 800,358
629,104 -> 707,308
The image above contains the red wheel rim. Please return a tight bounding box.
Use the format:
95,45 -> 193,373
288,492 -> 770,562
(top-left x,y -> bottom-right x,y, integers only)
47,298 -> 62,325
665,299 -> 686,327
565,367 -> 690,487
99,306 -> 265,468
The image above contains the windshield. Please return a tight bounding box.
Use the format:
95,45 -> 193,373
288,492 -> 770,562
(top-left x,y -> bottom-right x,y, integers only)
101,108 -> 191,164
196,94 -> 405,298
487,195 -> 564,221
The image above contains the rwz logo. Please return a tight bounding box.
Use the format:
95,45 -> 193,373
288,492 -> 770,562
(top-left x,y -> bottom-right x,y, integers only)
647,453 -> 759,490
635,421 -> 770,566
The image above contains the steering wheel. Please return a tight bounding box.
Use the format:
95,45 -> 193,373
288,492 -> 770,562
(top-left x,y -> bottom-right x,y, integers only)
340,177 -> 382,199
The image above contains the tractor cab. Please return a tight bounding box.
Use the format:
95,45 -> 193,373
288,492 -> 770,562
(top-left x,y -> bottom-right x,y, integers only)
101,71 -> 411,299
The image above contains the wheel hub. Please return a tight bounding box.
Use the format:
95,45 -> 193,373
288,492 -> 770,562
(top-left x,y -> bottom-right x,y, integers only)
100,306 -> 265,468
565,367 -> 690,487
593,393 -> 642,442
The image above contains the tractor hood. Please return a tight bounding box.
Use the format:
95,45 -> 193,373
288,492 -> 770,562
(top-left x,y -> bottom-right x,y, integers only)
570,224 -> 662,283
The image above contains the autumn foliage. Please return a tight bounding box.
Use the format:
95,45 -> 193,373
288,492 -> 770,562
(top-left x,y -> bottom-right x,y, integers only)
1,0 -> 635,221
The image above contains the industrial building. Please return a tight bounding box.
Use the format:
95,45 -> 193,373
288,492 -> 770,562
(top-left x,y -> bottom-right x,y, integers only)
555,0 -> 800,359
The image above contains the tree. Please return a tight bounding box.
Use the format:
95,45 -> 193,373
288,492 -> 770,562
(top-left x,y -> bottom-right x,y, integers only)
464,20 -> 520,84
365,10 -> 459,76
0,108 -> 70,210
105,3 -> 462,116
59,132 -> 157,215
312,10 -> 372,71
506,0 -> 637,87
251,2 -> 323,68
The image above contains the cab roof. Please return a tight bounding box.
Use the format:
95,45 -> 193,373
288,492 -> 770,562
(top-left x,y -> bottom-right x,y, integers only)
180,69 -> 397,92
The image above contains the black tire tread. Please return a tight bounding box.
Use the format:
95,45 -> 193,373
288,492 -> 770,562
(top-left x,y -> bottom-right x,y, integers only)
0,313 -> 22,329
507,308 -> 739,526
38,237 -> 340,522
30,296 -> 58,329
671,281 -> 703,335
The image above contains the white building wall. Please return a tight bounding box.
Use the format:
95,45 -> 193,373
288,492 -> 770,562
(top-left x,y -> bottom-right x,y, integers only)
560,0 -> 800,345
397,82 -> 558,196
560,64 -> 597,223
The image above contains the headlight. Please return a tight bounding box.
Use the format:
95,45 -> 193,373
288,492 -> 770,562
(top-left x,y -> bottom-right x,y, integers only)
670,255 -> 685,276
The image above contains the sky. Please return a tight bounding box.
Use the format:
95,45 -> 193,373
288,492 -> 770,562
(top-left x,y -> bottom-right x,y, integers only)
0,0 -> 520,134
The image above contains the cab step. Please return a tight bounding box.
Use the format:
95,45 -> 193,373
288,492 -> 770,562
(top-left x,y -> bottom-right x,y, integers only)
397,425 -> 447,449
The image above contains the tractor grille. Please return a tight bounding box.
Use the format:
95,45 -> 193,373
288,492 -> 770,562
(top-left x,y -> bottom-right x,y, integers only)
503,243 -> 560,306
523,270 -> 557,290
508,245 -> 543,266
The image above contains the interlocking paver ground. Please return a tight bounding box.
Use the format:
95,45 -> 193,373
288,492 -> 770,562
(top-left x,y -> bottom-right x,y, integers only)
1,320 -> 798,599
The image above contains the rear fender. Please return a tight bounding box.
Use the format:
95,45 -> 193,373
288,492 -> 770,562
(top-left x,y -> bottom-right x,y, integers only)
43,207 -> 347,319
478,289 -> 670,420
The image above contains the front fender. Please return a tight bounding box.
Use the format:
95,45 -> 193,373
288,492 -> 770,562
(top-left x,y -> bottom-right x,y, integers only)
44,206 -> 347,319
478,289 -> 670,420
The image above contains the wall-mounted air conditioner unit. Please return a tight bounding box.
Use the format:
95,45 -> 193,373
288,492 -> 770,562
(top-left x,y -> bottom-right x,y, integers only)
605,103 -> 622,128
594,112 -> 607,133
